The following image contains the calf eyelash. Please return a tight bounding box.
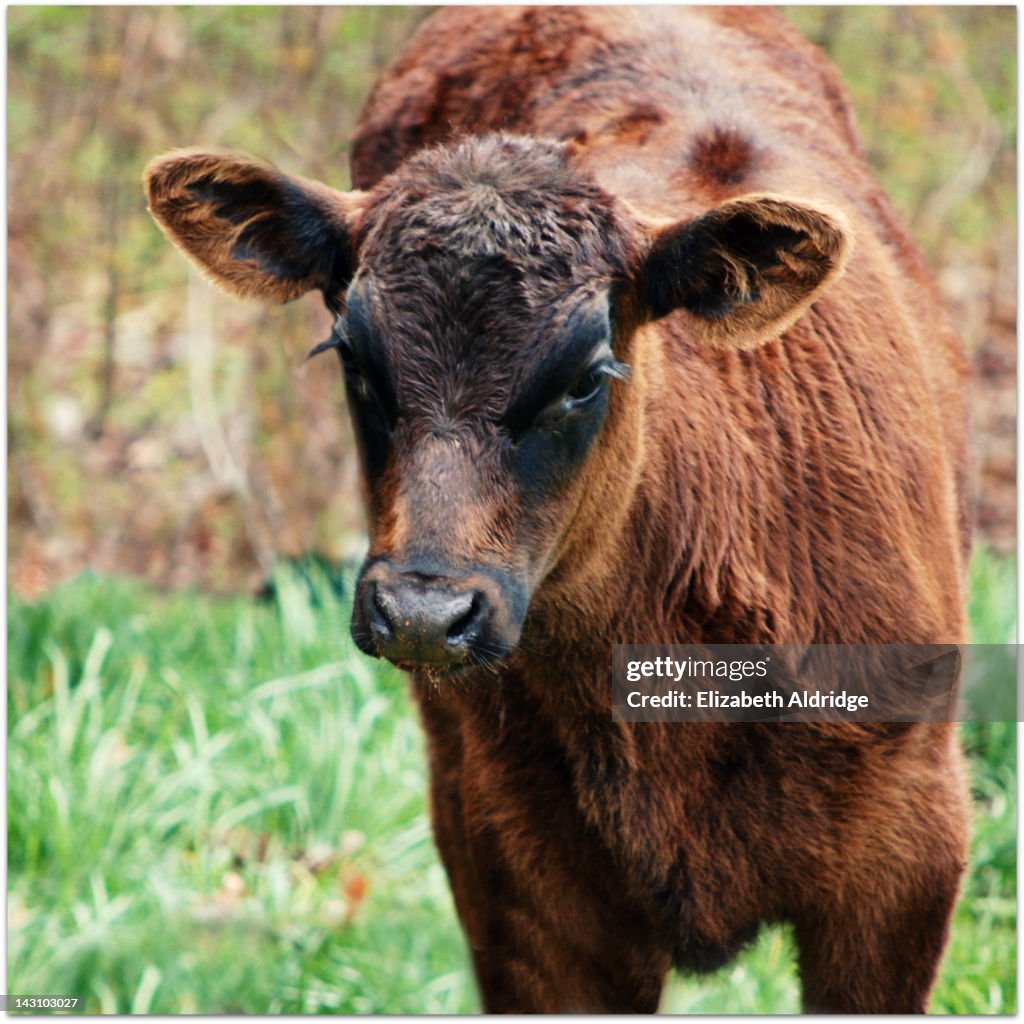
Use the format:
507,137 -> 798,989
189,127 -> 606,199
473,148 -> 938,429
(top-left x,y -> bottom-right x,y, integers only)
306,332 -> 342,360
599,360 -> 632,383
306,320 -> 350,362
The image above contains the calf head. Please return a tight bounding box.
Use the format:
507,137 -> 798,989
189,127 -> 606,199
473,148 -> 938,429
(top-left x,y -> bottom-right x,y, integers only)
146,135 -> 850,672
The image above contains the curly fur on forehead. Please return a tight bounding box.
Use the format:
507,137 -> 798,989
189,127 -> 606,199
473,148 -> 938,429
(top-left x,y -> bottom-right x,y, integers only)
342,134 -> 641,426
354,133 -> 638,288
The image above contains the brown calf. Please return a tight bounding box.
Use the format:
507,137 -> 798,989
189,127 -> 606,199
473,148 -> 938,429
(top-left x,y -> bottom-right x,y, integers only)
146,7 -> 971,1013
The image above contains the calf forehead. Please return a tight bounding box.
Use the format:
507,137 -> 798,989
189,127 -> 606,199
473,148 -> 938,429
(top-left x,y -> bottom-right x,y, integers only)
356,136 -> 629,302
357,261 -> 609,424
366,264 -> 542,421
349,137 -> 628,417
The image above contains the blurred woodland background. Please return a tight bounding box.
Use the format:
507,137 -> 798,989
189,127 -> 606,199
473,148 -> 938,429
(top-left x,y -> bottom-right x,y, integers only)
7,6 -> 1016,598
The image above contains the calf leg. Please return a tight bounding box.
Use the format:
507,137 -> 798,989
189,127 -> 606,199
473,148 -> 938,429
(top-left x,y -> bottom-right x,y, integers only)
432,769 -> 670,1012
418,696 -> 670,1013
794,872 -> 962,1013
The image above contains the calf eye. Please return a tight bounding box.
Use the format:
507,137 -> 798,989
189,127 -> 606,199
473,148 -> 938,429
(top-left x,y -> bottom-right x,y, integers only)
560,359 -> 630,415
543,360 -> 631,423
566,366 -> 606,405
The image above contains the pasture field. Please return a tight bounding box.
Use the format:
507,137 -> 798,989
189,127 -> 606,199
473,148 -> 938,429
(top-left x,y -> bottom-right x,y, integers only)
7,552 -> 1016,1013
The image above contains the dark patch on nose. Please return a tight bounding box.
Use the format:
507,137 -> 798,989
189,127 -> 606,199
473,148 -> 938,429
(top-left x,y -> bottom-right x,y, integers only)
370,581 -> 484,665
690,127 -> 755,186
351,559 -> 528,671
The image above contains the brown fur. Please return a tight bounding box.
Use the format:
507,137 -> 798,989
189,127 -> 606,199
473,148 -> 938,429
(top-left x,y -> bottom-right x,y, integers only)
145,6 -> 971,1013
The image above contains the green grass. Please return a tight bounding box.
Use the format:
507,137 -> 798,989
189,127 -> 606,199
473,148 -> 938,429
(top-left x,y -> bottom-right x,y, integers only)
8,554 -> 1016,1013
8,568 -> 474,1013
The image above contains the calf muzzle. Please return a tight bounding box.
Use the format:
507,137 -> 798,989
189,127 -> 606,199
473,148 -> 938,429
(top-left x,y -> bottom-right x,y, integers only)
352,559 -> 524,670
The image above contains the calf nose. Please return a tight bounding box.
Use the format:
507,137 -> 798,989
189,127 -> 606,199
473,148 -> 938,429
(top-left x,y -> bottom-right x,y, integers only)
365,579 -> 489,666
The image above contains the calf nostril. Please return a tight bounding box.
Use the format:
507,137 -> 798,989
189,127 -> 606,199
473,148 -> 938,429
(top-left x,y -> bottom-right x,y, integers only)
370,584 -> 397,638
446,592 -> 483,643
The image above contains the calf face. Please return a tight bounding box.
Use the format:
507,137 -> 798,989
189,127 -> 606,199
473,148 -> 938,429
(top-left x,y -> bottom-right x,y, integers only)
146,134 -> 850,672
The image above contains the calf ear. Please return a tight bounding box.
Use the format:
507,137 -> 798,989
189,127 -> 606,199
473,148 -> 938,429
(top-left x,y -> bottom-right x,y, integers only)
144,149 -> 366,304
640,193 -> 852,349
